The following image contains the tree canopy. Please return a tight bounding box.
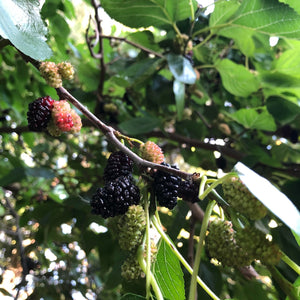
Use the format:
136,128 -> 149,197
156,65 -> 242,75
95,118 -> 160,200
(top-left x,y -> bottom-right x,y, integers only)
0,0 -> 300,299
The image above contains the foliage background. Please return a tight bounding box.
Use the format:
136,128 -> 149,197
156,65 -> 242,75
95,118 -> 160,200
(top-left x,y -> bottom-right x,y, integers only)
0,0 -> 300,299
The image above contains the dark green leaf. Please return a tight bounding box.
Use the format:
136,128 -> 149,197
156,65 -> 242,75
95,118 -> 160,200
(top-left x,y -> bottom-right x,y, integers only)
127,31 -> 161,52
0,167 -> 26,186
167,54 -> 196,84
234,162 -> 300,235
266,96 -> 300,124
153,239 -> 185,300
229,107 -> 276,131
279,0 -> 300,15
216,59 -> 260,97
101,0 -> 197,29
173,80 -> 185,120
0,0 -> 52,60
25,167 -> 55,179
119,116 -> 161,135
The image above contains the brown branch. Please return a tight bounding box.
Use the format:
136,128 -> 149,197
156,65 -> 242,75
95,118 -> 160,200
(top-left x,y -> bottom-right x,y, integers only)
100,34 -> 164,58
56,86 -> 192,180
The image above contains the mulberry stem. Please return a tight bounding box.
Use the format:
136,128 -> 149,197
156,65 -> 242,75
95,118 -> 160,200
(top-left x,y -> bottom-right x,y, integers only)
281,251 -> 300,275
137,246 -> 163,300
189,200 -> 216,300
144,194 -> 151,299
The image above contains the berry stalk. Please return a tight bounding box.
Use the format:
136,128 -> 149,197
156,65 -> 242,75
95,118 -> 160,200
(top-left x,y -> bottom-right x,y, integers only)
280,251 -> 300,275
144,193 -> 151,300
137,246 -> 163,300
189,199 -> 216,300
151,214 -> 220,300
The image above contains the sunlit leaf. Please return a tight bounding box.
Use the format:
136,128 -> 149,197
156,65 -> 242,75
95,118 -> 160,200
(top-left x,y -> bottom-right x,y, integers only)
0,0 -> 52,60
216,59 -> 260,97
230,107 -> 276,131
153,239 -> 185,300
234,162 -> 300,235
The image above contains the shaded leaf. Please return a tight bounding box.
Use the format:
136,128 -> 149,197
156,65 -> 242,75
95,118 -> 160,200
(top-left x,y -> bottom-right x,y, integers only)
153,239 -> 185,300
229,107 -> 276,131
121,294 -> 146,300
278,0 -> 300,15
266,96 -> 300,124
167,54 -> 196,84
119,116 -> 161,135
101,0 -> 197,29
234,162 -> 300,235
0,0 -> 52,60
216,59 -> 260,97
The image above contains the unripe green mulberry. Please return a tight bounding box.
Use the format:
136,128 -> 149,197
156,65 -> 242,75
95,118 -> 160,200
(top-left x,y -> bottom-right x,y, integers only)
117,205 -> 146,252
121,254 -> 144,281
222,176 -> 267,220
236,226 -> 282,265
206,219 -> 253,268
39,61 -> 62,88
57,62 -> 75,80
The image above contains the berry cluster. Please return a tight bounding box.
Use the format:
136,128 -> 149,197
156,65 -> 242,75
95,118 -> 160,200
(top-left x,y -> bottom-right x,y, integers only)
27,97 -> 82,136
222,176 -> 268,220
90,151 -> 140,218
206,219 -> 252,268
236,226 -> 282,265
39,61 -> 74,88
206,219 -> 282,268
153,162 -> 182,209
140,141 -> 164,164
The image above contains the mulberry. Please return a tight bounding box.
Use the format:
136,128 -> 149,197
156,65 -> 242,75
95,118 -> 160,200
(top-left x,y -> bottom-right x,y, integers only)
140,141 -> 164,164
27,96 -> 54,131
39,61 -> 62,88
90,176 -> 140,218
57,62 -> 75,80
154,163 -> 182,209
103,151 -> 134,183
222,176 -> 268,220
178,180 -> 200,203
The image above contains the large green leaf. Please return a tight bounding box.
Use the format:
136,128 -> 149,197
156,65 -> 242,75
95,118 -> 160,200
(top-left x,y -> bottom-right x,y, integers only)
234,162 -> 300,235
0,0 -> 52,60
215,59 -> 260,97
209,0 -> 240,30
153,239 -> 185,300
231,0 -> 300,39
230,107 -> 276,131
101,0 -> 197,29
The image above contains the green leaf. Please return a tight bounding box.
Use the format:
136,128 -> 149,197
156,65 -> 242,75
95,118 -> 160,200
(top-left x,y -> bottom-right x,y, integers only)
292,230 -> 300,247
279,0 -> 300,15
275,49 -> 300,77
173,80 -> 185,120
167,54 -> 196,84
0,167 -> 26,186
119,116 -> 161,135
0,0 -> 52,60
101,0 -> 197,29
234,162 -> 300,235
127,31 -> 161,52
230,107 -> 276,131
266,96 -> 300,124
215,59 -> 260,97
230,0 -> 300,39
153,239 -> 185,300
209,0 -> 240,30
25,167 -> 55,179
